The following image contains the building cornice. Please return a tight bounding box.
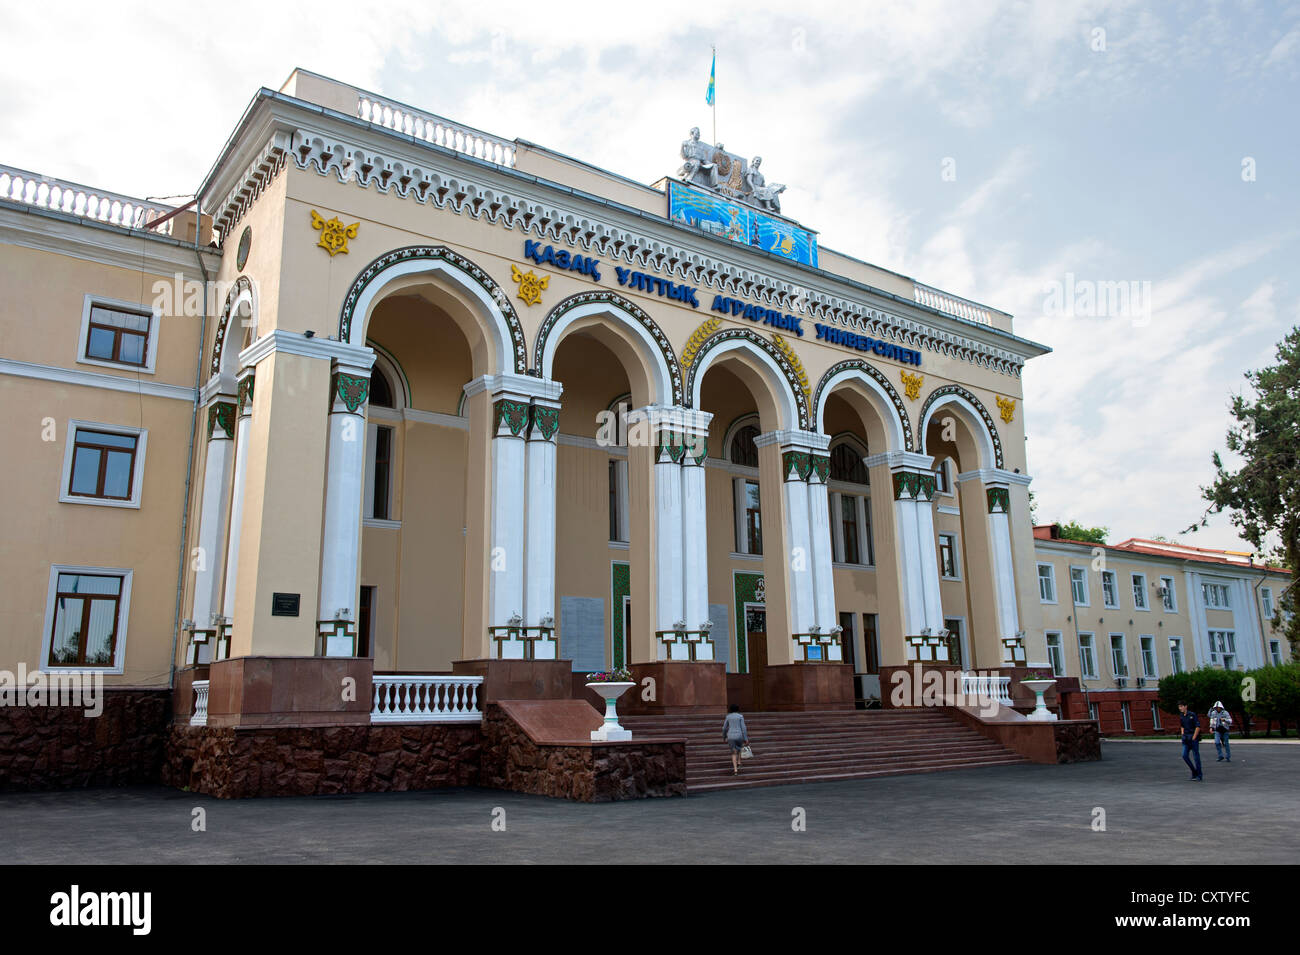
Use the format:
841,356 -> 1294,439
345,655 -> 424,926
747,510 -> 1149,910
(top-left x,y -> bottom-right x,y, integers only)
0,357 -> 196,402
864,450 -> 934,471
238,329 -> 375,369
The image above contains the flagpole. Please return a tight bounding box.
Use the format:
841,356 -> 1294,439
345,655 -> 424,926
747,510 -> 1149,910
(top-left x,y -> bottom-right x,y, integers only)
711,45 -> 717,145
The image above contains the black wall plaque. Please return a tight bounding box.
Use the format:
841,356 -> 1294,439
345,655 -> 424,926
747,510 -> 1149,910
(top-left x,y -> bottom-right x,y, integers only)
271,592 -> 301,617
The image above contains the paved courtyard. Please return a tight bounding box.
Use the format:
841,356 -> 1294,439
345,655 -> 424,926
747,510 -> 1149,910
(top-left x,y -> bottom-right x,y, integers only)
3,742 -> 1296,864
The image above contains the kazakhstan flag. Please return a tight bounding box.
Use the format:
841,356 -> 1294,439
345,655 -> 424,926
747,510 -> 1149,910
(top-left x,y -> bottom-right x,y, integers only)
705,51 -> 715,105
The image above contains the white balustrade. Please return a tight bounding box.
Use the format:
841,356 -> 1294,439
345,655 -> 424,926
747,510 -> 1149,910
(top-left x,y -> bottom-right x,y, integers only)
356,95 -> 516,167
913,282 -> 995,327
960,673 -> 1013,707
371,675 -> 484,723
0,164 -> 177,234
190,680 -> 210,727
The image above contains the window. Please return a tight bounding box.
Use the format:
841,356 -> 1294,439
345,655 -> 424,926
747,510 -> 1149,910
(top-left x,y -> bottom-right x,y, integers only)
934,458 -> 951,494
1078,633 -> 1097,678
1070,567 -> 1088,606
1208,630 -> 1236,670
939,534 -> 959,579
841,495 -> 861,564
1110,634 -> 1128,679
734,479 -> 762,555
1140,635 -> 1157,678
42,567 -> 132,670
1088,702 -> 1099,722
861,614 -> 880,675
1271,641 -> 1282,666
829,443 -> 869,484
1151,702 -> 1162,731
1038,564 -> 1057,603
942,618 -> 964,668
1131,573 -> 1148,610
829,492 -> 873,566
1159,576 -> 1176,612
1262,588 -> 1274,620
608,459 -> 629,543
60,422 -> 147,508
78,297 -> 156,372
1120,701 -> 1132,732
1045,632 -> 1065,677
364,425 -> 394,521
1201,582 -> 1231,609
1169,637 -> 1185,674
729,425 -> 760,467
369,369 -> 395,408
1102,570 -> 1119,609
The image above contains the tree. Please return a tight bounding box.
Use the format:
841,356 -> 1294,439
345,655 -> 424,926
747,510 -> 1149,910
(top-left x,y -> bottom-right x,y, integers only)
1157,666 -> 1245,728
1188,326 -> 1300,655
1244,663 -> 1300,736
1057,521 -> 1108,544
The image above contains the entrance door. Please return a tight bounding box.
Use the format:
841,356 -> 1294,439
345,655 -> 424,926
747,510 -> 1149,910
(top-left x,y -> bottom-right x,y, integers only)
746,607 -> 768,711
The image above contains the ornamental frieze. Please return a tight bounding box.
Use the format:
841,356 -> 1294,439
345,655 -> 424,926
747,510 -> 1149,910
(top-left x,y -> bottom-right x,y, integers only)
782,450 -> 812,482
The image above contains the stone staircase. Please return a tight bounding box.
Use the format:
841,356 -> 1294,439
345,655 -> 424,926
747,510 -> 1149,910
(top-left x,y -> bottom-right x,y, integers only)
621,708 -> 1029,793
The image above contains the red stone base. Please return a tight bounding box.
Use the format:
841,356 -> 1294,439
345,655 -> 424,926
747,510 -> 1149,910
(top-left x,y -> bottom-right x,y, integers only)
452,658 -> 573,702
618,661 -> 727,715
762,663 -> 855,711
878,663 -> 963,709
206,656 -> 372,728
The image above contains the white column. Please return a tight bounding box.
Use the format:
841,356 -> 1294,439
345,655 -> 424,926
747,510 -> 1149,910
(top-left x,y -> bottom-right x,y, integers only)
523,396 -> 560,659
318,360 -> 373,656
867,451 -> 943,639
958,468 -> 1032,661
680,410 -> 713,660
221,371 -> 255,626
191,396 -> 236,646
806,452 -> 839,658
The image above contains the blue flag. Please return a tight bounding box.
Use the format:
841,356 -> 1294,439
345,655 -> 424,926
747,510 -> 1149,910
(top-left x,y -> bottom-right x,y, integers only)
705,51 -> 715,106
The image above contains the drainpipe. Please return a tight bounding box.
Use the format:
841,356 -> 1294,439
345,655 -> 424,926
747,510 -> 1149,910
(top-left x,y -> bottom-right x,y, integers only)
168,196 -> 207,688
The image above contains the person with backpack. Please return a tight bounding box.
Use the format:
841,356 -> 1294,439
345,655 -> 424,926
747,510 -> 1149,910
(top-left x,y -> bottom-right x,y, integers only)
1209,700 -> 1232,762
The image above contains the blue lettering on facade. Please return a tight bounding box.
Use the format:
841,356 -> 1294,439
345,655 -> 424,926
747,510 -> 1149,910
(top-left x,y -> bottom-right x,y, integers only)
813,323 -> 921,366
523,240 -> 602,282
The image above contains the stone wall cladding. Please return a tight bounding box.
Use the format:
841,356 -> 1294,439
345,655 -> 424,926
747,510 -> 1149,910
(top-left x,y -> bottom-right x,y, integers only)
0,690 -> 171,791
479,704 -> 686,802
164,723 -> 481,797
1054,721 -> 1102,763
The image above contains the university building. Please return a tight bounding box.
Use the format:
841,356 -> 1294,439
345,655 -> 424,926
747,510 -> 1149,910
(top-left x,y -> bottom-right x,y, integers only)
0,70 -> 1279,795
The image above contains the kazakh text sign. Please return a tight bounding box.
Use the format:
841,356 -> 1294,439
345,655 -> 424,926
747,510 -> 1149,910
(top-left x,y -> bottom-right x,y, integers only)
711,295 -> 804,336
814,323 -> 921,366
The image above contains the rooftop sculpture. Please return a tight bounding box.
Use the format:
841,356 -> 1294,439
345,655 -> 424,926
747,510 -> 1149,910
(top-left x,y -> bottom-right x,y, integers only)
678,128 -> 786,215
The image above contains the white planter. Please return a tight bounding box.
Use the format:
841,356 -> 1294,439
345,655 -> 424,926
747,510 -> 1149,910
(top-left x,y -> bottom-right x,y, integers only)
1020,678 -> 1058,721
586,681 -> 636,741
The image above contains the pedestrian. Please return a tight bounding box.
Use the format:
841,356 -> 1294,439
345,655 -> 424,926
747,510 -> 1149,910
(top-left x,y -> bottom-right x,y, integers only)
1177,701 -> 1203,781
1209,700 -> 1232,762
722,703 -> 749,776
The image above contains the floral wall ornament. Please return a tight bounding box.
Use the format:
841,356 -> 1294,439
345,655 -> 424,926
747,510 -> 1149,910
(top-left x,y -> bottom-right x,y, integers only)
310,210 -> 359,256
681,317 -> 722,367
510,264 -> 549,306
996,395 -> 1016,423
987,486 -> 1011,513
207,401 -> 236,440
771,333 -> 810,404
333,373 -> 370,413
530,405 -> 560,441
900,370 -> 924,402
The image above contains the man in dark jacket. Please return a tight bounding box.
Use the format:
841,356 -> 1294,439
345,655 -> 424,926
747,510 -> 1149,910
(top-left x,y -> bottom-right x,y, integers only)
1177,701 -> 1203,781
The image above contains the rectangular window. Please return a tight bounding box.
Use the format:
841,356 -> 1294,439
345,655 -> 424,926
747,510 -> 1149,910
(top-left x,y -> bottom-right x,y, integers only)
1140,635 -> 1157,678
60,422 -> 147,508
1038,564 -> 1057,603
80,300 -> 154,370
1120,701 -> 1132,732
1202,582 -> 1231,609
1110,634 -> 1128,679
1045,632 -> 1065,677
372,426 -> 392,520
1102,570 -> 1119,609
1132,573 -> 1148,610
607,458 -> 629,543
1169,637 -> 1185,674
939,534 -> 959,579
1160,576 -> 1176,612
1209,630 -> 1237,670
943,618 -> 964,668
934,458 -> 950,494
1070,567 -> 1088,606
1078,633 -> 1097,679
861,496 -> 874,565
862,613 -> 880,675
1271,641 -> 1282,666
1088,702 -> 1099,722
841,494 -> 861,565
1262,588 -> 1274,620
734,479 -> 762,555
1151,702 -> 1162,731
43,568 -> 131,669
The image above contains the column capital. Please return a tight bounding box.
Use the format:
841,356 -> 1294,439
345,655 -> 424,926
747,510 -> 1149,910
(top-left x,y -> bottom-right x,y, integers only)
236,368 -> 255,417
864,449 -> 934,471
955,467 -> 1033,487
206,398 -> 237,441
628,404 -> 713,437
463,372 -> 563,403
239,328 -> 376,371
330,369 -> 371,415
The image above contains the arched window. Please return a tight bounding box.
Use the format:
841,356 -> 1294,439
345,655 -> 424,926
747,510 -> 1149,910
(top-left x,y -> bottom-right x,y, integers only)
369,368 -> 395,408
830,443 -> 868,484
730,425 -> 760,467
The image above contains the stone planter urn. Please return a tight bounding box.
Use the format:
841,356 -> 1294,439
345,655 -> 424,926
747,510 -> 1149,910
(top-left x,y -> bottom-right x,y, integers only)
1020,678 -> 1058,721
586,681 -> 636,741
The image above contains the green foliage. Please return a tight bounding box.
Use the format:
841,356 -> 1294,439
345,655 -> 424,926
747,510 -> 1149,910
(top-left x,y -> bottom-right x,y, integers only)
1243,663 -> 1300,725
1157,666 -> 1244,719
1057,521 -> 1108,544
1189,325 -> 1300,655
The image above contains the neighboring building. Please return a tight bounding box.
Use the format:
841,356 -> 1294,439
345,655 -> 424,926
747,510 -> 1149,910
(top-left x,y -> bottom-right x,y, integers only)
1033,525 -> 1292,734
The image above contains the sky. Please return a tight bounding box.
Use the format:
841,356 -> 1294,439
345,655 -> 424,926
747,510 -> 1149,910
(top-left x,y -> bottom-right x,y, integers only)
2,0 -> 1296,555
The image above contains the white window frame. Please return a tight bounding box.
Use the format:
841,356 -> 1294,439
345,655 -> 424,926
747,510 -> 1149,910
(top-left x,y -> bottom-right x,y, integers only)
77,294 -> 160,375
1078,632 -> 1097,679
938,533 -> 960,580
59,419 -> 148,509
829,489 -> 873,567
733,477 -> 762,558
1131,572 -> 1149,611
1202,582 -> 1231,609
1069,566 -> 1089,606
1150,702 -> 1162,731
1120,701 -> 1132,732
1038,563 -> 1057,604
1271,640 -> 1282,666
40,564 -> 133,674
1159,575 -> 1177,612
1045,631 -> 1065,677
363,422 -> 398,526
1101,570 -> 1119,609
608,456 -> 630,544
1261,587 -> 1274,620
934,457 -> 954,496
1109,633 -> 1129,679
1139,634 -> 1158,678
1169,636 -> 1185,674
1208,629 -> 1237,670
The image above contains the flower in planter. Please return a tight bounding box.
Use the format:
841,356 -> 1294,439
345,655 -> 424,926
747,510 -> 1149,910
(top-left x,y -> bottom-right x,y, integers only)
586,668 -> 633,683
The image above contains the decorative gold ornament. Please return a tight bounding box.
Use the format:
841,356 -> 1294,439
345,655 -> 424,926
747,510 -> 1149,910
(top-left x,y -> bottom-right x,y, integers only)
310,210 -> 359,256
511,264 -> 549,306
996,395 -> 1016,423
900,370 -> 924,402
771,333 -> 810,403
681,317 -> 722,367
